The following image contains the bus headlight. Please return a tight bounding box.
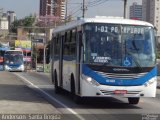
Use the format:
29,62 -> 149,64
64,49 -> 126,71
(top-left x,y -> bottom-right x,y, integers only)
82,75 -> 100,86
144,77 -> 157,87
19,65 -> 24,70
5,65 -> 10,70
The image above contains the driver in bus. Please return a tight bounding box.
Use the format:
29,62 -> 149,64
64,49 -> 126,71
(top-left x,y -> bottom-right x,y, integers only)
90,35 -> 98,53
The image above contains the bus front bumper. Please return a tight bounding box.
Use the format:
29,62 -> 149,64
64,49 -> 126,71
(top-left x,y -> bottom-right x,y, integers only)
81,76 -> 157,98
5,65 -> 24,71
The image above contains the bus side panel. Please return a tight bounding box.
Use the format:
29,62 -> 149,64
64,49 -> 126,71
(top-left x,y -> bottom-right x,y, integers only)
62,59 -> 76,91
62,29 -> 77,92
53,60 -> 60,84
52,36 -> 61,87
75,30 -> 82,95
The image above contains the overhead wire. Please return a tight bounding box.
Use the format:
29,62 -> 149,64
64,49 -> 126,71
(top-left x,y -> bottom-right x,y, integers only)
87,0 -> 103,5
87,0 -> 109,7
66,0 -> 112,19
68,3 -> 82,13
65,3 -> 82,20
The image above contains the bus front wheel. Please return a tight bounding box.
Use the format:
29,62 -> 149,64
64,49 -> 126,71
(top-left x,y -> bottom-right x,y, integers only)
128,97 -> 140,104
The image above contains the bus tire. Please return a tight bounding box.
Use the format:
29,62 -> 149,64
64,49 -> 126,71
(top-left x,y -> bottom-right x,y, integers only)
71,75 -> 81,104
128,97 -> 140,104
54,71 -> 61,94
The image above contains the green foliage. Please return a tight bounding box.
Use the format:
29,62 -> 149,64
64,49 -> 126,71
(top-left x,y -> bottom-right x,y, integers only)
44,64 -> 51,73
157,51 -> 160,59
32,45 -> 40,60
10,15 -> 36,33
10,20 -> 21,33
23,16 -> 35,26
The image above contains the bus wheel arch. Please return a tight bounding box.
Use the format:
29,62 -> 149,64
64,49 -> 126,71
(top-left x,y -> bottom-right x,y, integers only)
51,63 -> 54,84
70,74 -> 75,95
70,74 -> 81,104
54,70 -> 61,94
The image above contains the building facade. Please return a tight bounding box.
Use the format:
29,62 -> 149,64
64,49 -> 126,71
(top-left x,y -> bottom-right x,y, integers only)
129,2 -> 142,20
142,0 -> 160,34
39,0 -> 66,20
0,16 -> 9,38
40,0 -> 52,16
0,17 -> 8,30
7,11 -> 16,27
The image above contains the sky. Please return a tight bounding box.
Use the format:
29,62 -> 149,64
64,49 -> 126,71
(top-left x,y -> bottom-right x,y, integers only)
0,0 -> 141,19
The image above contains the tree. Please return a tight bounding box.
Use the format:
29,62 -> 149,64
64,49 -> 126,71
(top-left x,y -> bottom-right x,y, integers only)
10,19 -> 22,33
10,15 -> 36,33
23,16 -> 36,26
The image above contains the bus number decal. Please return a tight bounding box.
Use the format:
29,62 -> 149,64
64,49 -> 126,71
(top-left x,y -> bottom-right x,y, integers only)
95,26 -> 108,32
93,56 -> 111,63
106,79 -> 115,83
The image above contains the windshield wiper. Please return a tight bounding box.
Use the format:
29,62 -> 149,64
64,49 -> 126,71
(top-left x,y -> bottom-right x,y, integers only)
131,40 -> 139,52
125,51 -> 143,72
124,38 -> 143,71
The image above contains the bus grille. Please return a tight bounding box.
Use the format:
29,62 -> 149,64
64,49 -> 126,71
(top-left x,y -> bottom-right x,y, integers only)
100,90 -> 141,95
95,71 -> 147,79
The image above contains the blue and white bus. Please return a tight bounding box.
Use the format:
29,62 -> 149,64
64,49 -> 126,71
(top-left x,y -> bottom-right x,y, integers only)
4,50 -> 25,71
51,16 -> 157,104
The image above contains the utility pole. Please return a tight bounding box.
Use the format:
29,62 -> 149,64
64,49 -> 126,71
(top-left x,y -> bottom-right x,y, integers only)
82,0 -> 86,18
43,27 -> 47,72
124,0 -> 127,18
65,0 -> 68,23
43,39 -> 46,72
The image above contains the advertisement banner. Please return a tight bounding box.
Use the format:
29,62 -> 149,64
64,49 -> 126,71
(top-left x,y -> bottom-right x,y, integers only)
15,40 -> 31,52
23,56 -> 32,62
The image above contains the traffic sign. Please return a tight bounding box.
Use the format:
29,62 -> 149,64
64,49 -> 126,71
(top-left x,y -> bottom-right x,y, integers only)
32,39 -> 44,43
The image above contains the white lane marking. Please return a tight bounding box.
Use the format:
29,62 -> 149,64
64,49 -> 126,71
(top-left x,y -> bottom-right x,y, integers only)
14,73 -> 85,120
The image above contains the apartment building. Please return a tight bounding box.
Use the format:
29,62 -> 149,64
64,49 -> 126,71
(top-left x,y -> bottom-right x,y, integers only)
142,0 -> 160,34
7,11 -> 16,26
129,2 -> 142,20
39,0 -> 66,20
0,17 -> 8,30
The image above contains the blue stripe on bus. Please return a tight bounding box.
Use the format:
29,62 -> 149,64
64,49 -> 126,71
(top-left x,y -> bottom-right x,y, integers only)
82,65 -> 157,86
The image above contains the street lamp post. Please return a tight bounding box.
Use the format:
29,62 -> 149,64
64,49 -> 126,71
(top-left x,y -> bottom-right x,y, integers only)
43,38 -> 46,72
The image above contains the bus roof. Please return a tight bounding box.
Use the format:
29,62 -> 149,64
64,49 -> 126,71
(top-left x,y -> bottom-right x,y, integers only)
5,50 -> 23,55
5,50 -> 23,52
53,16 -> 154,34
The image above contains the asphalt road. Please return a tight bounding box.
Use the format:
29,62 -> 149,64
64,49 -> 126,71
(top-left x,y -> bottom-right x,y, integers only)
11,71 -> 160,120
0,71 -> 77,120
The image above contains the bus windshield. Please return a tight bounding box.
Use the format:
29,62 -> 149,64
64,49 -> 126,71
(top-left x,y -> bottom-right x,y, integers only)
84,23 -> 156,67
4,54 -> 23,65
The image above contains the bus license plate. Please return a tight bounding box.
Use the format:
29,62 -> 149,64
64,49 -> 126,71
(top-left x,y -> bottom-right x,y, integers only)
114,90 -> 127,94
